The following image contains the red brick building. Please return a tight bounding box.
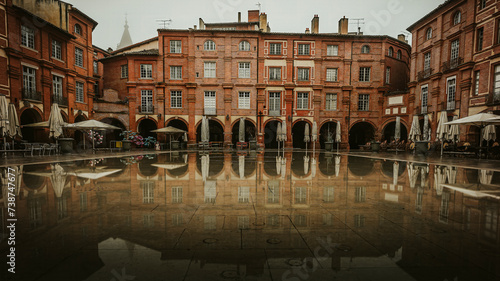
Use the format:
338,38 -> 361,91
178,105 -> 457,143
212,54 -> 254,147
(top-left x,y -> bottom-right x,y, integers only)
407,0 -> 500,144
100,11 -> 411,149
2,0 -> 105,143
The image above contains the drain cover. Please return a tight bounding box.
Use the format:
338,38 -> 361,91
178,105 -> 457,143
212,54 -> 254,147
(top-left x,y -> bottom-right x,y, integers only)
266,238 -> 281,244
286,259 -> 304,267
220,270 -> 239,279
203,238 -> 218,244
335,244 -> 352,252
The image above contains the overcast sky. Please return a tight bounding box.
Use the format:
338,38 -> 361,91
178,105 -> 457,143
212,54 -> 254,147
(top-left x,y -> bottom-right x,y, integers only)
64,0 -> 443,50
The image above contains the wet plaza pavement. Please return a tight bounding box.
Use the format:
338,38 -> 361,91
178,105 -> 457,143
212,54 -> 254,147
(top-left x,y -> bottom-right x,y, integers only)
1,150 -> 499,281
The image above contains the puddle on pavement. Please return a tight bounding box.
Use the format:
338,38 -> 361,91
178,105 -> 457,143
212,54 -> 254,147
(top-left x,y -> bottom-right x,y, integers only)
1,151 -> 499,281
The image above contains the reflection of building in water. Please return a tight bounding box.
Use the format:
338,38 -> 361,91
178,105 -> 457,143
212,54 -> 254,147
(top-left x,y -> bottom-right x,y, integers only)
0,153 -> 499,280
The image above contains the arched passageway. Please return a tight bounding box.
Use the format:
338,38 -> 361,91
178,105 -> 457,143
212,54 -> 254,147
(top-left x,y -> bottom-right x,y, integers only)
382,121 -> 408,142
292,121 -> 311,149
231,119 -> 256,144
349,122 -> 375,149
20,109 -> 43,143
196,119 -> 224,143
319,121 -> 339,149
138,119 -> 157,140
263,120 -> 281,149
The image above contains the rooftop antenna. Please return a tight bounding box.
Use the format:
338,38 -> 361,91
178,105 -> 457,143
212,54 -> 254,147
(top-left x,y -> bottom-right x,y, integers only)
156,19 -> 172,29
256,2 -> 261,12
349,18 -> 365,34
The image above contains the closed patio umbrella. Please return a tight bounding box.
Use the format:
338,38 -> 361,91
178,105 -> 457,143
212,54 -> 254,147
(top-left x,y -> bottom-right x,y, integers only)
393,161 -> 399,186
50,163 -> 67,198
408,163 -> 419,189
303,155 -> 309,175
434,166 -> 447,196
335,155 -> 341,177
281,120 -> 287,142
304,123 -> 310,144
280,157 -> 286,179
7,104 -> 22,138
239,155 -> 245,179
276,156 -> 281,175
335,121 -> 341,152
482,124 -> 496,142
436,111 -> 449,156
312,121 -> 318,152
446,166 -> 457,184
311,158 -> 317,178
423,114 -> 430,141
395,117 -> 401,141
201,154 -> 209,181
408,116 -> 421,142
276,122 -> 282,151
447,115 -> 460,143
48,103 -> 65,139
239,117 -> 245,143
479,169 -> 493,185
201,116 -> 209,143
0,96 -> 9,150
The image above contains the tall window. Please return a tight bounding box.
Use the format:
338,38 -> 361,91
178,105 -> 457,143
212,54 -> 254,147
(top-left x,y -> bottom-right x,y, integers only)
170,66 -> 182,80
52,40 -> 62,60
386,67 -> 391,84
359,67 -> 370,82
326,68 -> 338,82
238,92 -> 250,109
269,67 -> 281,80
361,45 -> 370,54
170,40 -> 182,53
493,65 -> 500,103
450,39 -> 460,62
325,93 -> 337,111
426,28 -> 432,40
453,11 -> 461,25
447,77 -> 456,110
238,62 -> 250,78
239,41 -> 250,51
474,71 -> 480,96
269,92 -> 281,115
141,90 -> 153,113
479,0 -> 486,9
75,47 -> 83,67
52,75 -> 62,99
477,28 -> 484,51
397,50 -> 402,60
23,66 -> 36,94
298,44 -> 310,55
121,65 -> 128,78
204,91 -> 216,115
297,92 -> 309,109
421,85 -> 428,113
297,68 -> 309,81
270,43 -> 281,55
358,94 -> 369,111
93,61 -> 98,74
204,62 -> 216,78
142,182 -> 155,204
327,45 -> 338,56
140,64 -> 152,78
388,47 -> 394,57
172,187 -> 183,203
204,40 -> 215,50
21,25 -> 35,49
171,91 -> 182,108
424,52 -> 431,71
75,81 -> 84,103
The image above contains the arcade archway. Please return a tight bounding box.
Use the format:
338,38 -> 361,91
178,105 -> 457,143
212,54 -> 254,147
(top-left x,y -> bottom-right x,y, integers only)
20,108 -> 43,143
382,121 -> 408,142
319,121 -> 339,149
101,118 -> 126,146
231,119 -> 256,144
264,120 -> 281,149
292,121 -> 311,149
196,119 -> 224,142
349,122 -> 375,149
138,119 -> 157,139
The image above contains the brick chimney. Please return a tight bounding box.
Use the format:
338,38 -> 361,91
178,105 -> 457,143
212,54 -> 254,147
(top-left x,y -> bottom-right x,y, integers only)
398,34 -> 408,43
338,16 -> 348,35
311,14 -> 319,34
305,28 -> 310,34
238,12 -> 241,23
248,10 -> 259,22
259,13 -> 268,32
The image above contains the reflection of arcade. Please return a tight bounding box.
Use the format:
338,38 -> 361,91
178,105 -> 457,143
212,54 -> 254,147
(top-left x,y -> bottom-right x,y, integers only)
4,153 -> 499,280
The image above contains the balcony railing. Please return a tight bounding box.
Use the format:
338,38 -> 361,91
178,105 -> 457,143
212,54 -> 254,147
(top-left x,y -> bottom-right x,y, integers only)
52,95 -> 68,106
446,100 -> 455,111
139,104 -> 154,114
442,57 -> 463,73
204,107 -> 216,116
487,92 -> 500,105
22,88 -> 42,101
417,68 -> 433,81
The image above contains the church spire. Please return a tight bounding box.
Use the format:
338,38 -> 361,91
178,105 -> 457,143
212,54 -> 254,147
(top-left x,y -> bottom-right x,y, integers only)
117,14 -> 133,50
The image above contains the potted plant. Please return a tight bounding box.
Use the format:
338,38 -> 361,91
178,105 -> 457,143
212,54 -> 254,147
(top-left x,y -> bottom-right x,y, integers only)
119,130 -> 140,151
